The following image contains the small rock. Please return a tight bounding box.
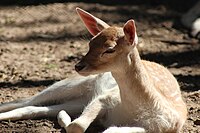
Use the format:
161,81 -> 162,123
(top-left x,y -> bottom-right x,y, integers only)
189,107 -> 194,110
61,55 -> 77,62
43,121 -> 52,127
194,119 -> 200,125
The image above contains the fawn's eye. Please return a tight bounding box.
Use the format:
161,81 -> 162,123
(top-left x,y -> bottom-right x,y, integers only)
103,47 -> 115,54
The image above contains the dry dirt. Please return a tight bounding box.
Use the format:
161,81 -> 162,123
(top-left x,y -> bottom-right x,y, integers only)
0,2 -> 199,133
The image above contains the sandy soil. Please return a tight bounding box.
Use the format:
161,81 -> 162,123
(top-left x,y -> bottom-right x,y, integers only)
0,2 -> 199,133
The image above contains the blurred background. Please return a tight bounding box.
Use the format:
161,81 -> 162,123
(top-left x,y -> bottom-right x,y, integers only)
0,1 -> 199,133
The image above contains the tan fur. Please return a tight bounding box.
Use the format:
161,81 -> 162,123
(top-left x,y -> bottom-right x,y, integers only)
75,15 -> 187,132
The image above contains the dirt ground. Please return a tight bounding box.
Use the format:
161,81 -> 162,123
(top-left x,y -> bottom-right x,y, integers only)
0,2 -> 199,133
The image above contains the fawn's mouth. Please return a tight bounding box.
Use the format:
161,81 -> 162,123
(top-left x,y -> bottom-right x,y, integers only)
75,67 -> 91,76
76,68 -> 98,76
75,64 -> 100,76
77,71 -> 91,76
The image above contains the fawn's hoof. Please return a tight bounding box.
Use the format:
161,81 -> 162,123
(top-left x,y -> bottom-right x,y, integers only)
66,123 -> 84,133
57,110 -> 71,128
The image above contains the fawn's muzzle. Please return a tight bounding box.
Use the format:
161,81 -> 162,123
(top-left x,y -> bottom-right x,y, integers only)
75,62 -> 87,72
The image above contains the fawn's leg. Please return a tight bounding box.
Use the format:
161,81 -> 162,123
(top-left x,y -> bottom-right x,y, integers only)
57,110 -> 72,131
0,98 -> 85,121
0,97 -> 30,113
103,127 -> 145,133
0,77 -> 93,113
65,93 -> 119,133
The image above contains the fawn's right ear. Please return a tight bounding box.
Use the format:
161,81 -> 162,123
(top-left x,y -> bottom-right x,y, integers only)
123,19 -> 138,46
76,7 -> 110,36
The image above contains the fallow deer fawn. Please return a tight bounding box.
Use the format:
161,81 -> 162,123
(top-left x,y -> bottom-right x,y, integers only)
0,8 -> 187,133
66,8 -> 187,133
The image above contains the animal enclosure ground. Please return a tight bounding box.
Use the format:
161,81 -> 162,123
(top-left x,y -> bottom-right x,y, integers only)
0,2 -> 199,133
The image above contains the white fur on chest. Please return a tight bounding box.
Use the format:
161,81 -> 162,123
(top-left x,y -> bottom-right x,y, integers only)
103,101 -> 176,133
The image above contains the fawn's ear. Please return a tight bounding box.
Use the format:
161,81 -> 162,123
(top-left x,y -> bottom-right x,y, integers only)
76,7 -> 110,36
123,19 -> 138,45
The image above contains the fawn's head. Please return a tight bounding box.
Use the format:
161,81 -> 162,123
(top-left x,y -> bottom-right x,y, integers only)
75,8 -> 138,76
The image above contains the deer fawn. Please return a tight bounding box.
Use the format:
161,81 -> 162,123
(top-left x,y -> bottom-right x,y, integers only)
69,8 -> 187,133
0,8 -> 187,133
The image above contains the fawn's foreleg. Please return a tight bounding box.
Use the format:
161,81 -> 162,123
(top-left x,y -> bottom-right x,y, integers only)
60,90 -> 120,133
103,127 -> 145,133
64,96 -> 107,133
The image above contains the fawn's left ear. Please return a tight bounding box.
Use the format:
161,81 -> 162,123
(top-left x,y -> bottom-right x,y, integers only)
123,19 -> 138,45
76,7 -> 110,36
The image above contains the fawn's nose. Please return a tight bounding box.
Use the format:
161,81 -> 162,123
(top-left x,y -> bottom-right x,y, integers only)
75,62 -> 87,72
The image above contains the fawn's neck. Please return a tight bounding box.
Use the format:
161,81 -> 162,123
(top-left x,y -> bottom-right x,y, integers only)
112,48 -> 155,108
